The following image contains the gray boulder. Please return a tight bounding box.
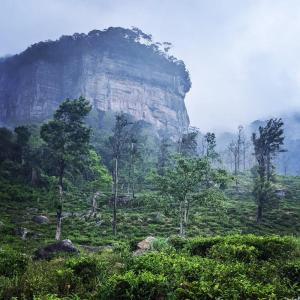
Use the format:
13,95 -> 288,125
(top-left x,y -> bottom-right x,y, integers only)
32,215 -> 50,224
35,239 -> 79,259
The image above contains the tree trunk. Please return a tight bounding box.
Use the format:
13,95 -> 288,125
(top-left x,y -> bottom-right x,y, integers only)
55,164 -> 64,241
179,201 -> 185,237
256,200 -> 263,224
132,163 -> 135,199
266,153 -> 271,181
31,167 -> 38,186
55,184 -> 63,240
183,198 -> 189,236
89,191 -> 99,219
112,158 -> 118,236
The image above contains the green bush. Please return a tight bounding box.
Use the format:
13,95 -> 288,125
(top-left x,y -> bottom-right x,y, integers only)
168,235 -> 187,250
0,247 -> 29,277
101,271 -> 168,300
185,236 -> 223,256
186,235 -> 299,261
209,243 -> 259,262
66,256 -> 99,283
281,261 -> 300,284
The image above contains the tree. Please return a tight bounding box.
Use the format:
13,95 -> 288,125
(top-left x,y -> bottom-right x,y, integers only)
178,128 -> 199,157
155,155 -> 228,236
252,118 -> 285,223
14,126 -> 31,164
85,149 -> 112,218
40,97 -> 92,240
203,132 -> 218,161
127,137 -> 140,198
157,136 -> 171,175
108,113 -> 131,235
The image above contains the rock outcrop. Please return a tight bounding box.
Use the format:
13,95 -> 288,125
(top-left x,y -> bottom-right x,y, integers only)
133,236 -> 157,256
35,239 -> 79,259
32,215 -> 50,224
0,27 -> 191,137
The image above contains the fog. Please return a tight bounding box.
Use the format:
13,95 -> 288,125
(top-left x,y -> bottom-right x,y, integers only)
1,0 -> 300,131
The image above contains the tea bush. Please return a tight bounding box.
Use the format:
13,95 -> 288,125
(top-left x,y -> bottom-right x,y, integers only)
0,247 -> 29,277
0,235 -> 299,299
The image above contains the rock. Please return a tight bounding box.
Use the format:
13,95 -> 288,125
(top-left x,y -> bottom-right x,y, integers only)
14,227 -> 29,240
62,212 -> 73,219
32,215 -> 50,224
27,207 -> 39,213
0,28 -> 190,139
275,188 -> 287,198
35,239 -> 79,259
133,236 -> 157,256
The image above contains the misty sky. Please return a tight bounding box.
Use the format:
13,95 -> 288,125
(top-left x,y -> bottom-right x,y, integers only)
1,0 -> 300,132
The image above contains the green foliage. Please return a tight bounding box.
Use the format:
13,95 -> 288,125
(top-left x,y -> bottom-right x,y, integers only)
209,243 -> 259,262
85,149 -> 112,192
0,180 -> 37,202
0,235 -> 299,299
0,247 -> 29,277
40,97 -> 92,183
185,235 -> 298,261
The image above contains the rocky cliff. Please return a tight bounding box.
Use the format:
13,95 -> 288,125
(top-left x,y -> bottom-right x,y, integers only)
0,27 -> 191,137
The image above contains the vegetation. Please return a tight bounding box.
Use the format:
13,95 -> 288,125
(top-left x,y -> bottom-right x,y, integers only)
0,99 -> 300,299
0,235 -> 299,299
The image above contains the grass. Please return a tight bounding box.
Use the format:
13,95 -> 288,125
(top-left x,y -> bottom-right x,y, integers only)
0,174 -> 300,254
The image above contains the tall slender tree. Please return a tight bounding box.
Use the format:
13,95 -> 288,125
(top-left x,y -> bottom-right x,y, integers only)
108,113 -> 131,235
40,97 -> 92,240
252,118 -> 285,223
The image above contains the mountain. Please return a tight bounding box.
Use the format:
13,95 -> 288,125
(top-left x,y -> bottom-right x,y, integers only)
0,27 -> 191,137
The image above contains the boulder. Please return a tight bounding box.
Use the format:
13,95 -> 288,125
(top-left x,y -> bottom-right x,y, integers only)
35,239 -> 79,259
32,215 -> 50,224
133,236 -> 157,256
14,227 -> 29,240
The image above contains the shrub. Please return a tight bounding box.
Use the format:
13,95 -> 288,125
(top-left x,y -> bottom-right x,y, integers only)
0,247 -> 29,277
17,259 -> 76,298
185,236 -> 223,256
101,271 -> 168,299
152,238 -> 173,252
168,235 -> 187,250
185,235 -> 299,261
209,243 -> 259,262
281,261 -> 300,284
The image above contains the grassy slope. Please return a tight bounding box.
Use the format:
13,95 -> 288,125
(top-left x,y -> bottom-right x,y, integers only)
0,175 -> 300,254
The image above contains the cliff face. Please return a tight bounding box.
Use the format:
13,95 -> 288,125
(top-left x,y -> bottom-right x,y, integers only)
0,27 -> 191,136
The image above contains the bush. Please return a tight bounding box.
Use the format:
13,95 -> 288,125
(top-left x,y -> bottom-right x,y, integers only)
152,238 -> 172,252
185,235 -> 299,261
0,247 -> 29,277
65,254 -> 107,287
101,271 -> 168,299
185,236 -> 223,256
281,261 -> 300,284
168,235 -> 187,250
209,243 -> 259,262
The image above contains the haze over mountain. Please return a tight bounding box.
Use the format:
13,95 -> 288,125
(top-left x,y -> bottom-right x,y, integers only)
1,0 -> 300,131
